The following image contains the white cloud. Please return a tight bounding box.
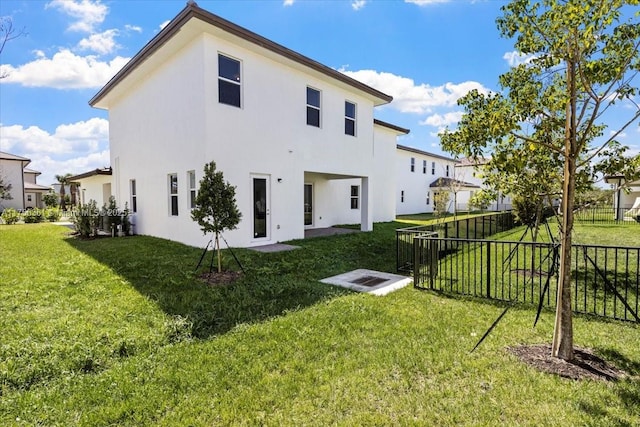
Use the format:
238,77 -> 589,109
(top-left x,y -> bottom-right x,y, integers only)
0,118 -> 109,155
77,29 -> 119,55
0,118 -> 110,185
352,0 -> 367,10
420,111 -> 464,127
503,51 -> 536,67
405,0 -> 451,5
341,69 -> 489,114
609,130 -> 627,139
46,0 -> 108,33
0,49 -> 129,89
159,20 -> 171,30
283,0 -> 295,5
125,24 -> 142,33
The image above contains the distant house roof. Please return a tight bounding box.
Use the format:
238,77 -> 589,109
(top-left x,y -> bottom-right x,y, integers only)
68,167 -> 113,181
0,151 -> 31,166
456,156 -> 490,167
396,144 -> 458,162
374,119 -> 410,135
429,177 -> 480,189
24,182 -> 52,192
23,168 -> 41,175
90,2 -> 392,109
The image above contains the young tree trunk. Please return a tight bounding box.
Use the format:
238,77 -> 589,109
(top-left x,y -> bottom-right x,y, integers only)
215,233 -> 222,273
552,57 -> 578,361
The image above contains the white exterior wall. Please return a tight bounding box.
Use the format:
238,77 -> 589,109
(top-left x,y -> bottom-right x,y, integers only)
78,175 -> 113,207
0,159 -> 25,211
106,32 -> 390,248
455,164 -> 512,211
395,148 -> 457,215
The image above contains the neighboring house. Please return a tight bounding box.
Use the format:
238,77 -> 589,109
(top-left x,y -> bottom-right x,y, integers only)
605,173 -> 640,221
89,2 -> 407,248
0,151 -> 51,211
68,168 -> 113,207
395,145 -> 460,215
455,157 -> 513,211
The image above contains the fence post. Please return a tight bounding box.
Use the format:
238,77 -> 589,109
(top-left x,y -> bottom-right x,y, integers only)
486,242 -> 491,298
413,237 -> 420,287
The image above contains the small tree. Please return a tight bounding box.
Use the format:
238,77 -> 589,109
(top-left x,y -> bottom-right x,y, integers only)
55,173 -> 72,210
191,161 -> 242,273
0,175 -> 13,201
43,191 -> 58,208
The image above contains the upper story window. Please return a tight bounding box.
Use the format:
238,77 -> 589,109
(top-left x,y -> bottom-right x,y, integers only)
446,165 -> 450,177
410,157 -> 415,172
345,101 -> 356,136
401,190 -> 405,203
218,54 -> 241,108
431,162 -> 436,175
423,160 -> 427,174
307,87 -> 321,127
168,173 -> 178,216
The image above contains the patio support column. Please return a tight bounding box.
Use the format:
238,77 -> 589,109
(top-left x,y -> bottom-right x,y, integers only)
360,176 -> 373,232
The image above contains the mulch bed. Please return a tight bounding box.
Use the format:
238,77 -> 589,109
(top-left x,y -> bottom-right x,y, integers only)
508,344 -> 628,382
199,271 -> 243,287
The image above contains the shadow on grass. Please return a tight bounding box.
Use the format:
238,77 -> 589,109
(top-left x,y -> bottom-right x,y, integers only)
65,234 -> 358,340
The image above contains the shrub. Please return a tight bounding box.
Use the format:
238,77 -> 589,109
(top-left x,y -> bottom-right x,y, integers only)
43,191 -> 59,208
23,209 -> 45,223
45,208 -> 62,222
1,208 -> 21,224
71,200 -> 100,237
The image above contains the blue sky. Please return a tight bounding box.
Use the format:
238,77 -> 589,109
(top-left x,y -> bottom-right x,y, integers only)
1,0 -> 638,187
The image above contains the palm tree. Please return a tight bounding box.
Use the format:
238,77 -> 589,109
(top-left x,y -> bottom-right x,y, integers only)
55,173 -> 72,210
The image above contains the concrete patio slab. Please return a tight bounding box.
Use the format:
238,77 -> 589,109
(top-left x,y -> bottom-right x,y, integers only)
304,227 -> 359,239
249,243 -> 300,253
320,268 -> 412,296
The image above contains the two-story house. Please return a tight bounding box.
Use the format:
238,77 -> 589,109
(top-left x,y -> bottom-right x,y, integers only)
89,2 -> 407,248
0,151 -> 51,211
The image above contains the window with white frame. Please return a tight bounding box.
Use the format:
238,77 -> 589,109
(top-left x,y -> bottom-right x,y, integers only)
423,160 -> 427,174
345,101 -> 356,136
426,191 -> 430,205
410,157 -> 415,172
218,54 -> 241,108
168,174 -> 178,216
27,194 -> 32,202
188,171 -> 197,209
446,165 -> 450,177
350,185 -> 359,209
307,87 -> 321,127
401,190 -> 405,203
432,161 -> 436,175
130,179 -> 137,213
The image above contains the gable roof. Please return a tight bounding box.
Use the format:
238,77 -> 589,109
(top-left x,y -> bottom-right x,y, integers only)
90,2 -> 392,108
23,168 -> 41,175
396,144 -> 457,162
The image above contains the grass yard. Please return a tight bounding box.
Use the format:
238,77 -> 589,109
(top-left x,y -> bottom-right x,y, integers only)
1,222 -> 639,426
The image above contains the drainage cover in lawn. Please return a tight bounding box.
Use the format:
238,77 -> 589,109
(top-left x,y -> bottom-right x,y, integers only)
349,276 -> 389,287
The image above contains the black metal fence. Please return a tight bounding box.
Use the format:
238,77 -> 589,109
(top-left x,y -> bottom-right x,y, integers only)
396,212 -> 517,273
574,205 -> 639,224
412,236 -> 640,323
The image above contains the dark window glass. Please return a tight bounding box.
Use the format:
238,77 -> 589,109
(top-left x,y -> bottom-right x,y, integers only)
345,101 -> 356,136
345,119 -> 355,136
350,185 -> 359,209
345,101 -> 356,118
307,106 -> 320,127
171,196 -> 179,216
219,55 -> 240,82
307,87 -> 320,107
219,80 -> 240,107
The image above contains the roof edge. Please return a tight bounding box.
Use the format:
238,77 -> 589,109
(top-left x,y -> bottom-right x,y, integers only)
68,167 -> 113,181
90,3 -> 392,107
374,119 -> 410,135
396,144 -> 457,163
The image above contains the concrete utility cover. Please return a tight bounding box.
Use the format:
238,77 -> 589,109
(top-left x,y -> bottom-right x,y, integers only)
320,269 -> 412,296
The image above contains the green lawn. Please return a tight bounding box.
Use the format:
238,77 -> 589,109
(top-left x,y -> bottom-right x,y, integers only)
1,223 -> 639,426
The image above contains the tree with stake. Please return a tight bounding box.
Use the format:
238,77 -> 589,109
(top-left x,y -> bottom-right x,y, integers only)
191,161 -> 242,273
441,0 -> 640,361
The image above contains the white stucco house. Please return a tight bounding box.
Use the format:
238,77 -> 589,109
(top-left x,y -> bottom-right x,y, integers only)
89,2 -> 408,248
68,168 -> 113,207
0,151 -> 51,211
605,172 -> 640,221
395,145 -> 475,215
454,157 -> 513,211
